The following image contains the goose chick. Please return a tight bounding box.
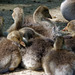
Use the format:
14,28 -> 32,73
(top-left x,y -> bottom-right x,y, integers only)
0,31 -> 23,73
0,38 -> 21,73
7,7 -> 24,33
62,20 -> 75,52
60,0 -> 75,21
42,36 -> 75,75
19,27 -> 54,70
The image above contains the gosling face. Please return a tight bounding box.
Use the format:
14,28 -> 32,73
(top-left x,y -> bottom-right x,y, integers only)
7,30 -> 22,44
19,27 -> 36,40
63,20 -> 75,32
33,5 -> 52,23
37,5 -> 52,18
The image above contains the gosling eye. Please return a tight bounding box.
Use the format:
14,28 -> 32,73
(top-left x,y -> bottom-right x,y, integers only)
17,37 -> 21,41
43,9 -> 48,13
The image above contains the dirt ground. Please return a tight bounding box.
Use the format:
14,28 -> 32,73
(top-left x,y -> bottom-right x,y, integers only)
0,0 -> 69,75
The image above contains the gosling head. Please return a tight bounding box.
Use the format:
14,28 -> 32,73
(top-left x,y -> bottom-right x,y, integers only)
7,30 -> 23,44
7,30 -> 27,48
33,5 -> 52,23
62,20 -> 75,32
12,7 -> 24,23
19,27 -> 44,40
19,27 -> 45,46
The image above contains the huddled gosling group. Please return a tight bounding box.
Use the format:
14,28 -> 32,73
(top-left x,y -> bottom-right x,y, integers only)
0,0 -> 75,75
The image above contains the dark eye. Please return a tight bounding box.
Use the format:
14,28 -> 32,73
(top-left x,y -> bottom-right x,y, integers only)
44,9 -> 48,12
17,37 -> 21,41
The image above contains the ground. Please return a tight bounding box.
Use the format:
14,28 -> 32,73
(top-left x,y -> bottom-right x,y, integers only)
0,0 -> 69,75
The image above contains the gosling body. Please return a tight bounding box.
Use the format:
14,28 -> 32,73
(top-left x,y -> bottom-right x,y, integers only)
42,36 -> 75,75
0,38 -> 21,73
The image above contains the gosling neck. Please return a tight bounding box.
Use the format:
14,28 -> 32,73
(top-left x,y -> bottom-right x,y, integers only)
53,37 -> 65,50
53,40 -> 62,50
33,13 -> 43,23
14,19 -> 23,30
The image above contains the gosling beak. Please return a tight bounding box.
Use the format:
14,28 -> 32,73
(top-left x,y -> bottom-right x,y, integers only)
20,37 -> 28,47
62,26 -> 68,31
48,14 -> 52,19
20,41 -> 26,48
